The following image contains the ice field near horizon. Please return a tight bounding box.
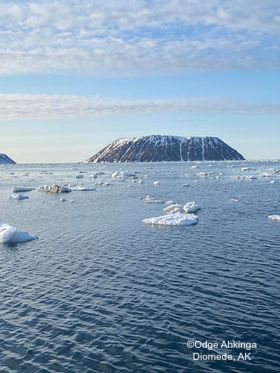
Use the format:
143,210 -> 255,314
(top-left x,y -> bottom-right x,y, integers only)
0,160 -> 279,372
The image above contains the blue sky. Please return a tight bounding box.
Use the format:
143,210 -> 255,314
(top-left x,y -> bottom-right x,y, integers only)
0,0 -> 279,162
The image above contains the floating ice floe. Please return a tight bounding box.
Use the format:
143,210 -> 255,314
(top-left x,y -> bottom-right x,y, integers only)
38,184 -> 72,193
269,168 -> 280,174
163,203 -> 184,214
165,200 -> 175,206
95,181 -> 111,186
143,213 -> 198,226
270,180 -> 276,184
112,170 -> 138,180
0,222 -> 38,244
183,202 -> 201,213
231,198 -> 239,202
68,185 -> 95,191
235,175 -> 258,181
143,195 -> 164,204
9,193 -> 29,200
181,183 -> 190,187
60,197 -> 66,202
75,174 -> 84,179
13,186 -> 35,193
153,180 -> 160,185
268,215 -> 280,222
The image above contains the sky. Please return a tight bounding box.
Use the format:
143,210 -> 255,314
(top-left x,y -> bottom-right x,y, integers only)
0,0 -> 279,163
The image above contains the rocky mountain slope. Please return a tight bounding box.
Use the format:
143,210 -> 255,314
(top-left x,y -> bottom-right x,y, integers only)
86,135 -> 245,162
0,153 -> 16,164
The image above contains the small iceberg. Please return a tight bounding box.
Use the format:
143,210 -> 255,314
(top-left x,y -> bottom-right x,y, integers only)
13,186 -> 35,193
153,180 -> 160,185
268,215 -> 280,222
143,213 -> 198,226
9,193 -> 29,200
0,222 -> 38,244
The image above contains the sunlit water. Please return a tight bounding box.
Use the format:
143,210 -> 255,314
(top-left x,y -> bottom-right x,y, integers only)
0,161 -> 279,373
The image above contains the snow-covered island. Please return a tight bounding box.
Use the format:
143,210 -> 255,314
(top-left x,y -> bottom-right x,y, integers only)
85,135 -> 245,163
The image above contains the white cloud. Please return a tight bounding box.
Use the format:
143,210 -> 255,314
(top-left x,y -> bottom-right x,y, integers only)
0,0 -> 278,75
0,94 -> 279,120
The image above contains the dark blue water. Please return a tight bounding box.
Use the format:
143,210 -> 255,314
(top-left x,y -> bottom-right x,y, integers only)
0,161 -> 279,372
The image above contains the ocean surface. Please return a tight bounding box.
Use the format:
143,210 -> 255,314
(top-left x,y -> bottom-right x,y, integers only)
0,160 -> 279,373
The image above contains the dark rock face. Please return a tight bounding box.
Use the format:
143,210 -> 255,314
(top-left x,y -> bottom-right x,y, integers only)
0,153 -> 16,164
86,135 -> 245,163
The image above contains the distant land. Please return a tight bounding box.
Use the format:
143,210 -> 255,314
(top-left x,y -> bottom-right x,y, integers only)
86,135 -> 245,163
0,153 -> 16,164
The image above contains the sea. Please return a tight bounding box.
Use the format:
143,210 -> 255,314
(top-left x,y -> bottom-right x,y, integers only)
0,160 -> 279,373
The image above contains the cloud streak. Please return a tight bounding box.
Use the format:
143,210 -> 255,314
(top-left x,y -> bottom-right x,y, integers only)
0,0 -> 279,75
0,94 -> 279,120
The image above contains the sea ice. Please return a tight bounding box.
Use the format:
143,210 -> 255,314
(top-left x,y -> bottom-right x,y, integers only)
153,181 -> 160,185
183,202 -> 201,213
112,170 -> 138,180
163,203 -> 184,214
268,215 -> 280,222
143,195 -> 164,204
38,184 -> 72,193
165,200 -> 175,206
68,185 -> 95,191
13,187 -> 35,193
143,213 -> 198,226
9,193 -> 29,200
0,222 -> 38,244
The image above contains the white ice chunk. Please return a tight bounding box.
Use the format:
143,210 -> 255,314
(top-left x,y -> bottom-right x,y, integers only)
38,184 -> 71,193
143,195 -> 164,204
112,170 -> 137,180
268,215 -> 280,222
183,202 -> 201,213
68,185 -> 95,191
13,187 -> 34,193
143,213 -> 198,226
163,203 -> 184,214
9,193 -> 29,200
153,180 -> 160,185
0,222 -> 38,244
164,200 -> 175,206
